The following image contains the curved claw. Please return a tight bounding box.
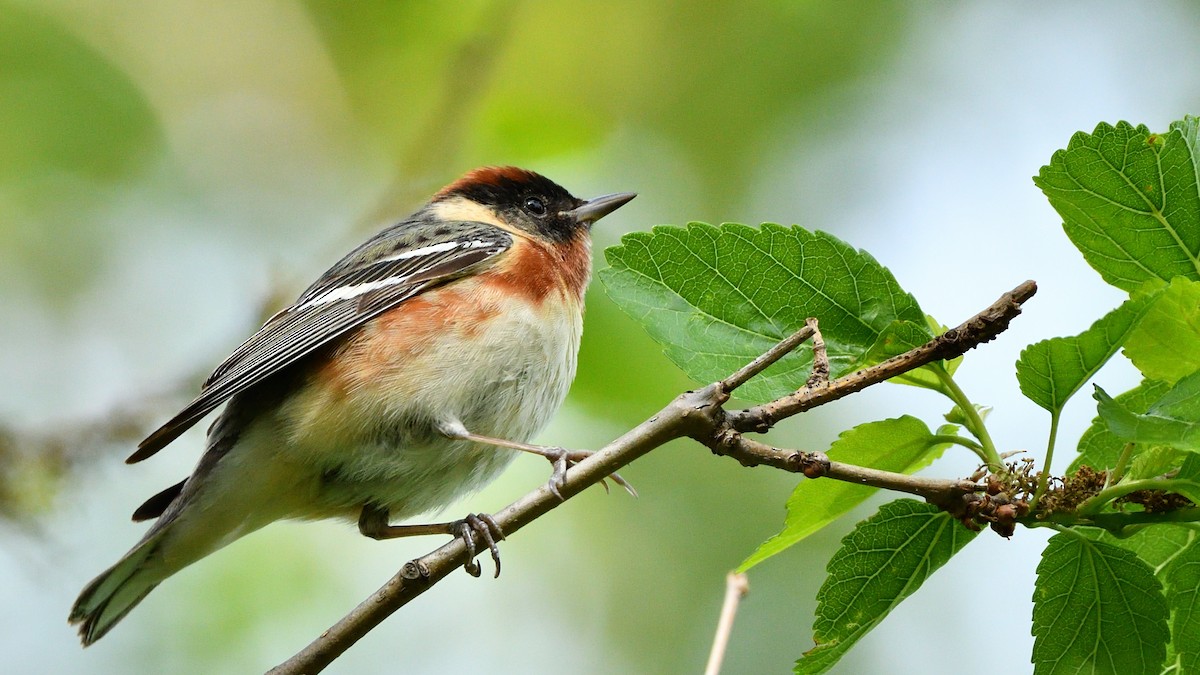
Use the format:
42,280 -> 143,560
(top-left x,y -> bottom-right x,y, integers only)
463,558 -> 482,578
608,471 -> 638,498
542,448 -> 637,499
455,513 -> 505,578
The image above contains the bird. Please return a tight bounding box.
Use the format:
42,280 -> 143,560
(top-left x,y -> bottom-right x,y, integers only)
69,166 -> 636,646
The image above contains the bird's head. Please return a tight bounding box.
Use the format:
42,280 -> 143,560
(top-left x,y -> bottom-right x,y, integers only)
432,166 -> 636,243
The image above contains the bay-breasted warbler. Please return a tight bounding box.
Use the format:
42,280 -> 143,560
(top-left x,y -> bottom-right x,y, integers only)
70,166 -> 635,645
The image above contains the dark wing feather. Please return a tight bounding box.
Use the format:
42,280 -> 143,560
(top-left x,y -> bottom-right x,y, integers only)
131,479 -> 186,522
128,222 -> 512,463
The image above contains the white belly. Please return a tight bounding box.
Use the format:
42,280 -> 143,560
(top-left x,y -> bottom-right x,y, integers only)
278,284 -> 584,521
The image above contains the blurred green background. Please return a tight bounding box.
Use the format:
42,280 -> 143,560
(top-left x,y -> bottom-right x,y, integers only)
3,2 -> 1199,673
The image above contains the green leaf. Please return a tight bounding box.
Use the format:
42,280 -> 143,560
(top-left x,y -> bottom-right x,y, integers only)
1032,533 -> 1169,675
1101,444 -> 1200,507
1094,526 -> 1197,578
1071,380 -> 1171,473
795,500 -> 976,674
1163,540 -> 1200,674
1124,279 -> 1200,385
1088,524 -> 1197,671
739,417 -> 951,571
1017,293 -> 1159,413
1176,454 -> 1200,481
1125,446 -> 1190,482
600,223 -> 928,403
1165,454 -> 1200,505
1095,372 -> 1200,452
945,402 -> 991,426
1034,119 -> 1200,291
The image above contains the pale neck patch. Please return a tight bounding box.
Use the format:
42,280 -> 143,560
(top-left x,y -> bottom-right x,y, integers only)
429,196 -> 524,237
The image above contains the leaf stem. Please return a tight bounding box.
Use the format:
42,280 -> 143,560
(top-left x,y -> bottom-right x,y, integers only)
1029,411 -> 1061,511
1107,443 -> 1137,486
1077,477 -> 1200,516
930,433 -> 988,462
934,369 -> 1002,468
1029,507 -> 1200,535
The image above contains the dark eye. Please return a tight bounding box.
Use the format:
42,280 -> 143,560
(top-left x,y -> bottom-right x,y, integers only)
523,196 -> 547,216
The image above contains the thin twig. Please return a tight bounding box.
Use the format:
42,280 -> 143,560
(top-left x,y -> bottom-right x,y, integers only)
721,322 -> 816,392
704,572 -> 750,675
805,318 -> 829,388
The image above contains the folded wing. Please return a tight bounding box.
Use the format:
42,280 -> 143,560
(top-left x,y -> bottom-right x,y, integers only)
128,221 -> 512,463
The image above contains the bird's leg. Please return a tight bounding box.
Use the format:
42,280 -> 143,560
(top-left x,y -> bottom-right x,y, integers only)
357,504 -> 505,578
435,420 -> 636,500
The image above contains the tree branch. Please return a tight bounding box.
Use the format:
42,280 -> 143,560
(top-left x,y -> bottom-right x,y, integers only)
706,437 -> 982,513
727,280 -> 1037,432
270,280 -> 1037,674
269,386 -> 707,675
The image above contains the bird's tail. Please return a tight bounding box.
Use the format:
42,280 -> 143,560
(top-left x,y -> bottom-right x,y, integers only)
69,530 -> 168,646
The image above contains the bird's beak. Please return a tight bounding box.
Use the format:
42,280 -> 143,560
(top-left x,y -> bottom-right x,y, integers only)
566,192 -> 637,227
